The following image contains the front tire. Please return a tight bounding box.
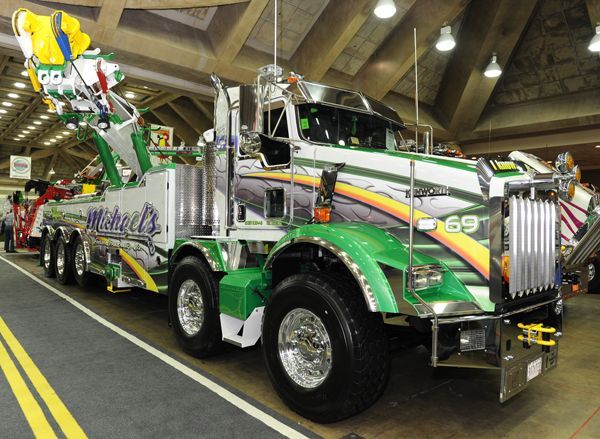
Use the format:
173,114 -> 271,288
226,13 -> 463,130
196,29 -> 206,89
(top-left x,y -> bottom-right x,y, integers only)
71,236 -> 92,288
168,256 -> 224,357
262,273 -> 389,423
55,235 -> 73,284
40,234 -> 55,278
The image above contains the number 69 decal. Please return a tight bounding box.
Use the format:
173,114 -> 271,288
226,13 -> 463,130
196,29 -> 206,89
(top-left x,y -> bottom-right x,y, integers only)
445,215 -> 480,234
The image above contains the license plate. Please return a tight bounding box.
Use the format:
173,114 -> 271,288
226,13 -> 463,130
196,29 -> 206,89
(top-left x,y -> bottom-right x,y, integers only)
527,357 -> 543,382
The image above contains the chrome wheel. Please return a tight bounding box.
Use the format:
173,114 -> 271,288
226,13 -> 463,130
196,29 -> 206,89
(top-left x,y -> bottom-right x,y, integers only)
277,308 -> 333,389
43,238 -> 52,269
177,279 -> 204,336
75,243 -> 85,277
56,241 -> 65,275
590,263 -> 596,282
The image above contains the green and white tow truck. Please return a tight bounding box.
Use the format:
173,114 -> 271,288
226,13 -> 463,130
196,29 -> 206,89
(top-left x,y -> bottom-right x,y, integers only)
16,9 -> 600,422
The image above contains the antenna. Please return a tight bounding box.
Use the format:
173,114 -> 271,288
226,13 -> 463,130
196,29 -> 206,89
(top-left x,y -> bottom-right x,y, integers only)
413,27 -> 419,150
274,0 -> 278,79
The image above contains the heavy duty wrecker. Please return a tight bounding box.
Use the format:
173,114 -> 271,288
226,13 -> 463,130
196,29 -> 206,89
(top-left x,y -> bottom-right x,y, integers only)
12,8 -> 600,422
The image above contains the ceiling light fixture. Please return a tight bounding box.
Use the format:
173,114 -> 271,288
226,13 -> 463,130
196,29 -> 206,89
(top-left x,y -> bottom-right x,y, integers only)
47,108 -> 55,113
125,92 -> 135,99
2,101 -> 13,107
40,115 -> 49,120
62,131 -> 70,135
484,54 -> 502,78
17,134 -> 25,138
374,0 -> 396,19
22,130 -> 30,134
0,109 -> 7,114
14,82 -> 26,89
20,70 -> 28,77
589,24 -> 600,52
435,25 -> 456,52
14,138 -> 21,141
8,93 -> 19,99
49,168 -> 56,175
33,121 -> 42,125
44,141 -> 51,145
56,135 -> 64,139
595,145 -> 600,148
27,125 -> 36,130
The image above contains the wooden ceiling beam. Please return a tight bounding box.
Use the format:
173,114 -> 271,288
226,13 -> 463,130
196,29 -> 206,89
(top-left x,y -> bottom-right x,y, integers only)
291,0 -> 377,81
168,98 -> 212,135
0,97 -> 40,143
586,0 -> 600,25
151,107 -> 199,147
435,0 -> 538,140
207,0 -> 270,63
93,0 -> 127,43
142,92 -> 180,111
66,147 -> 96,161
43,151 -> 60,180
470,89 -> 600,140
190,98 -> 214,122
352,0 -> 468,100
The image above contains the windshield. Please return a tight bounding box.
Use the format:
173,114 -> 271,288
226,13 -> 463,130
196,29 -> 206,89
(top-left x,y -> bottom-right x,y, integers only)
296,103 -> 404,150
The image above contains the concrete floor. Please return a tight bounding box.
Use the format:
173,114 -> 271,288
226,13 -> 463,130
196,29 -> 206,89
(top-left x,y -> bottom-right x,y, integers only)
1,251 -> 599,438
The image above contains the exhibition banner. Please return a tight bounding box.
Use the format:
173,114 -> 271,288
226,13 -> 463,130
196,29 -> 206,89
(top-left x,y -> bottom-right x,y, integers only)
9,155 -> 31,180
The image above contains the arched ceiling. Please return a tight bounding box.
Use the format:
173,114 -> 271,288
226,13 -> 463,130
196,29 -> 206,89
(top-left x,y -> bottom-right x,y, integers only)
0,0 -> 599,191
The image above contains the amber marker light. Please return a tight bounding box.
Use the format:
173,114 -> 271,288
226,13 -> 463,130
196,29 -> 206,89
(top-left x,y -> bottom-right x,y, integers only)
314,206 -> 331,223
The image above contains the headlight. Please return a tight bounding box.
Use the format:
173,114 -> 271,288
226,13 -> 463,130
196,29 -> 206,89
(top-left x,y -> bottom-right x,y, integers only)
558,178 -> 576,201
410,265 -> 444,290
555,152 -> 574,173
573,165 -> 581,182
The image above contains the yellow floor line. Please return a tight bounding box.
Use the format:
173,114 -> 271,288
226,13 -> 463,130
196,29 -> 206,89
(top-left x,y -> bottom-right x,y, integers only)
0,339 -> 56,439
0,317 -> 87,439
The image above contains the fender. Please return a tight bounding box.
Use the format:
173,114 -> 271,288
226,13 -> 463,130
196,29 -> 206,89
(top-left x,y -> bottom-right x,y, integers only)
266,222 -> 476,314
170,240 -> 226,272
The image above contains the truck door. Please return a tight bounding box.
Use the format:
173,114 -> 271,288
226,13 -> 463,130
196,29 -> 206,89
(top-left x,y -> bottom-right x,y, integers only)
232,99 -> 296,232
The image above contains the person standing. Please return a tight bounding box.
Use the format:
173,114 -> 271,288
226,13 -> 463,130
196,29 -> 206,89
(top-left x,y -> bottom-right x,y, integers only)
4,209 -> 14,253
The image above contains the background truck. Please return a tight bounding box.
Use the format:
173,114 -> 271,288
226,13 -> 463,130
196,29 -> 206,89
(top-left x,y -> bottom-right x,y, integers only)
14,8 -> 600,422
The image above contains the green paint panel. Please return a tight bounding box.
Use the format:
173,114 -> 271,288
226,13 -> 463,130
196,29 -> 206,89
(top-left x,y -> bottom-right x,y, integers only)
219,268 -> 266,319
270,222 -> 477,313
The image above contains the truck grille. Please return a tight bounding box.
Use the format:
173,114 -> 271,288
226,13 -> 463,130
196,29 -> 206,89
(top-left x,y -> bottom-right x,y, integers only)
508,196 -> 557,299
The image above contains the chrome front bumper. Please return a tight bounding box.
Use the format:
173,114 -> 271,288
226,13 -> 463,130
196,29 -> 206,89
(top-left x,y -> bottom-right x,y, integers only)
433,296 -> 562,402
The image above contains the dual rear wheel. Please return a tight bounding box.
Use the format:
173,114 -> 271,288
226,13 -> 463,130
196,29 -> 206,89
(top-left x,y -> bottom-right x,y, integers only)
168,259 -> 389,422
39,233 -> 90,287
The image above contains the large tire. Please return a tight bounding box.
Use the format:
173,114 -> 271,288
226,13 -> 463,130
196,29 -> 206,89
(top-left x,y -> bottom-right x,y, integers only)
262,273 -> 389,423
40,233 -> 55,278
55,235 -> 73,285
71,236 -> 92,288
589,257 -> 600,293
168,256 -> 224,357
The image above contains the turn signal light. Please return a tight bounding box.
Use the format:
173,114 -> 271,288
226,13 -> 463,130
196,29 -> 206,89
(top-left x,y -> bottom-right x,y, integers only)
314,206 -> 331,223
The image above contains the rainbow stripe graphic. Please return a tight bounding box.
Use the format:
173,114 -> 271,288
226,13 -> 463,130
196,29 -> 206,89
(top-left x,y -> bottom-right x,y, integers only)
247,172 -> 491,280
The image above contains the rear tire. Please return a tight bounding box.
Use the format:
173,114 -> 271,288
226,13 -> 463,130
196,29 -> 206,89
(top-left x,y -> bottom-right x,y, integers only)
589,257 -> 600,293
40,234 -> 55,278
168,256 -> 224,358
71,236 -> 92,288
55,235 -> 72,285
262,273 -> 389,423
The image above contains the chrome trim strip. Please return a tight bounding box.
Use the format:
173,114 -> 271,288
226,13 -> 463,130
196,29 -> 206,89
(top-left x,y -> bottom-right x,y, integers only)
436,296 -> 560,325
266,236 -> 379,312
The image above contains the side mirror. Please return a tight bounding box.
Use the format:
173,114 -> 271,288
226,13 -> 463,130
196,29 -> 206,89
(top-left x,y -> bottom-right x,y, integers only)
238,84 -> 263,134
317,163 -> 345,207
